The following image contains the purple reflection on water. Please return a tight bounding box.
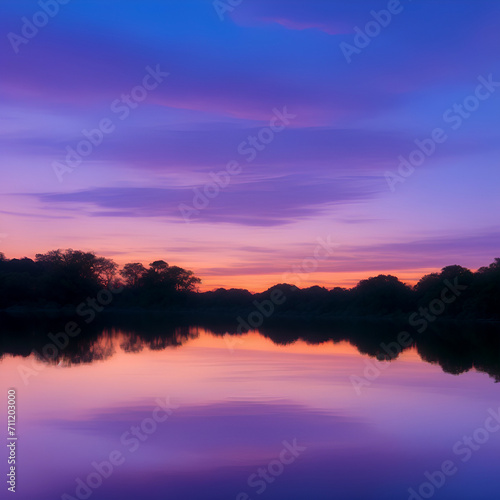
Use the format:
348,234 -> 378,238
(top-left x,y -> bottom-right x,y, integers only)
2,327 -> 500,500
18,399 -> 500,500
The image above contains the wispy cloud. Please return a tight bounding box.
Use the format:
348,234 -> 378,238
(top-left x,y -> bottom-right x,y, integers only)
26,175 -> 381,226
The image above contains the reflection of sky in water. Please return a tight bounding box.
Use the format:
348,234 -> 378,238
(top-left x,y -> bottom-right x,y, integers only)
1,330 -> 499,499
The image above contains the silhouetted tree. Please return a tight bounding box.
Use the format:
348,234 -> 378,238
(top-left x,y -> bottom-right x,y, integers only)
35,249 -> 118,287
94,257 -> 118,287
142,260 -> 200,292
414,265 -> 474,317
353,275 -> 413,314
120,263 -> 147,287
164,265 -> 201,292
471,259 -> 500,318
150,260 -> 168,273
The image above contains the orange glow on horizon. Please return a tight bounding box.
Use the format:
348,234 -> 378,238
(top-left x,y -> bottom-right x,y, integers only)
194,269 -> 434,293
0,243 -> 443,293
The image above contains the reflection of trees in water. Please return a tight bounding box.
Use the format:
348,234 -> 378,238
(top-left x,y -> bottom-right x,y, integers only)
118,325 -> 197,352
414,325 -> 500,382
1,313 -> 499,382
30,328 -> 117,367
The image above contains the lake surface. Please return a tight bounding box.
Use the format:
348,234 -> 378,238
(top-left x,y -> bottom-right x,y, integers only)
1,321 -> 500,500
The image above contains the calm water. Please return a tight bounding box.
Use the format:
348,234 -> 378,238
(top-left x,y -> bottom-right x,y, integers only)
1,322 -> 500,500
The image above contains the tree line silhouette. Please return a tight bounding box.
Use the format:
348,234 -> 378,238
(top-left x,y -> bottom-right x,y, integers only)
0,249 -> 498,319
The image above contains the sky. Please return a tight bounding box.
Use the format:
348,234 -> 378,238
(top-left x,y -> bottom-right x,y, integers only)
1,0 -> 499,291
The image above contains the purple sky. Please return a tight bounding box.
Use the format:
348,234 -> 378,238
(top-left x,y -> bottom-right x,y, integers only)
1,0 -> 499,290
